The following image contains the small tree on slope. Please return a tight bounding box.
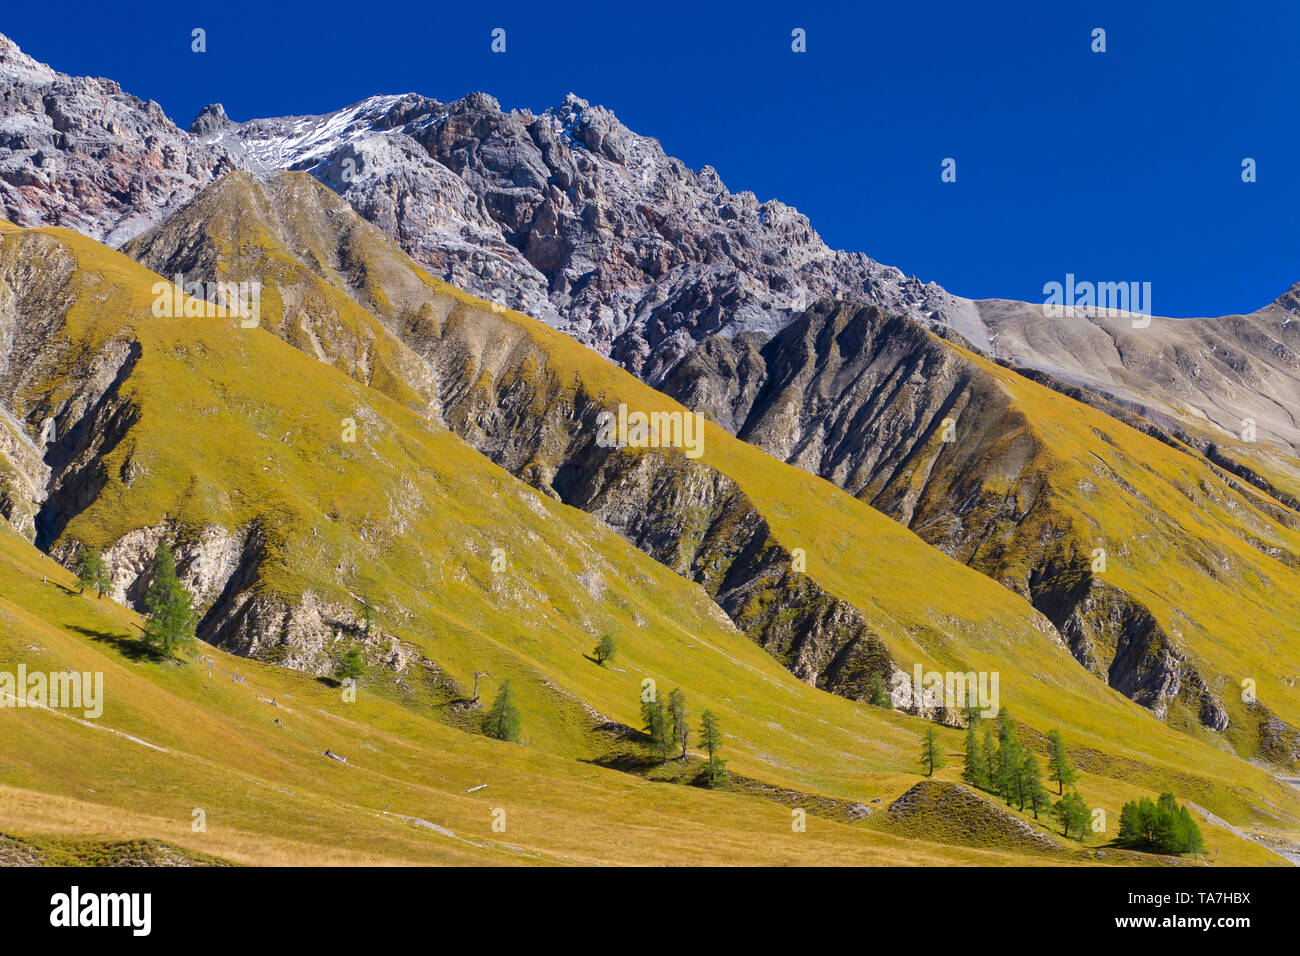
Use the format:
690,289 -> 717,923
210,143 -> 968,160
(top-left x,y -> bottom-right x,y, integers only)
962,717 -> 988,789
668,687 -> 689,759
1046,729 -> 1078,796
144,541 -> 196,657
75,547 -> 112,598
920,724 -> 946,778
699,710 -> 727,788
483,680 -> 522,743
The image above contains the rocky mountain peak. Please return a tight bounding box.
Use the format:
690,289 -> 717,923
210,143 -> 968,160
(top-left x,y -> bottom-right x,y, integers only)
0,30 -> 980,380
0,32 -> 56,86
1265,280 -> 1300,316
189,102 -> 232,136
0,32 -> 239,245
195,79 -> 980,380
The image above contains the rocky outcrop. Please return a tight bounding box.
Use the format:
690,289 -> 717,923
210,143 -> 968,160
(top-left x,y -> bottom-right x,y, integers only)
0,34 -> 238,245
1026,549 -> 1229,729
662,299 -> 1247,733
662,300 -> 1054,579
0,408 -> 45,539
1259,710 -> 1300,767
207,90 -> 976,382
52,514 -> 423,678
203,587 -> 419,677
885,780 -> 1064,854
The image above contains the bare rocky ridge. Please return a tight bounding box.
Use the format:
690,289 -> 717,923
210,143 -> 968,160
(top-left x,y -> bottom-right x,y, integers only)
198,88 -> 977,384
0,35 -> 238,245
971,296 -> 1300,459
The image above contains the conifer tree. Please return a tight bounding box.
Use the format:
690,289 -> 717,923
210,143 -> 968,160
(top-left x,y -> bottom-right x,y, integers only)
593,633 -> 616,665
962,719 -> 987,789
870,672 -> 893,708
699,710 -> 727,787
75,548 -> 112,598
144,541 -> 196,656
1178,806 -> 1206,858
920,724 -> 946,777
1054,790 -> 1090,841
646,697 -> 673,761
483,679 -> 522,743
667,687 -> 689,758
1046,729 -> 1078,795
994,726 -> 1022,806
997,709 -> 1015,744
980,725 -> 998,793
335,648 -> 365,682
1021,753 -> 1050,820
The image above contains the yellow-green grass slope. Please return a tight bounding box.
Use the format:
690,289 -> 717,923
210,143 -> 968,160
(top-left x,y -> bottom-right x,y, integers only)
2,521 -> 1069,866
935,337 -> 1300,749
0,515 -> 1286,866
94,178 -> 1300,849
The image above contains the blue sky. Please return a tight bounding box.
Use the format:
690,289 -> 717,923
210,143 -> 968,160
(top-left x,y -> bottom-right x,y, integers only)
5,0 -> 1296,316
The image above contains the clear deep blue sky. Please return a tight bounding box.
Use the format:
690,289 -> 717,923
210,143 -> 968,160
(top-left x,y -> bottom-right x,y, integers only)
4,0 -> 1296,316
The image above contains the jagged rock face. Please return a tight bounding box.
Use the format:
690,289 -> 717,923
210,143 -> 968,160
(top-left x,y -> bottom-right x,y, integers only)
1036,567 -> 1229,730
660,299 -> 1250,732
662,300 -> 1055,584
207,90 -> 977,382
0,226 -> 138,542
206,587 -> 419,678
0,34 -> 238,245
68,521 -> 249,609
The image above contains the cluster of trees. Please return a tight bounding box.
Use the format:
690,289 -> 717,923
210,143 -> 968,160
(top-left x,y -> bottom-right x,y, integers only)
1118,793 -> 1205,856
957,712 -> 1089,838
641,685 -> 689,761
640,687 -> 726,787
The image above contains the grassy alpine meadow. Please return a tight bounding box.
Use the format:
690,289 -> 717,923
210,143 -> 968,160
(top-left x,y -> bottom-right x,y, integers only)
0,216 -> 1297,869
